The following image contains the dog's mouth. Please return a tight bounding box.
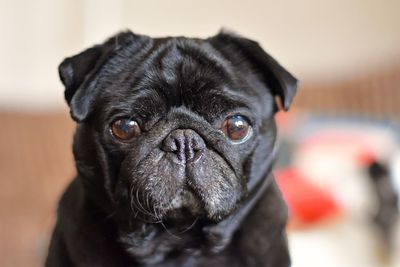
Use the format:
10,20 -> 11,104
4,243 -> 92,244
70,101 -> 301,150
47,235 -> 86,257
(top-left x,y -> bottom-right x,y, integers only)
163,188 -> 205,221
169,189 -> 202,212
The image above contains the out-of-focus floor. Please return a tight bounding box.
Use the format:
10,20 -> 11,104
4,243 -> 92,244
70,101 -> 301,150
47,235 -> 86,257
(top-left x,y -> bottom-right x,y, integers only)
0,112 -> 75,267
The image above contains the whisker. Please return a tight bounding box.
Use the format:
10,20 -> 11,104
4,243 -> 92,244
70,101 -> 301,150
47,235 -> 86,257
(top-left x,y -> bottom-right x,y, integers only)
129,184 -> 161,223
176,217 -> 199,235
160,221 -> 182,240
136,188 -> 152,216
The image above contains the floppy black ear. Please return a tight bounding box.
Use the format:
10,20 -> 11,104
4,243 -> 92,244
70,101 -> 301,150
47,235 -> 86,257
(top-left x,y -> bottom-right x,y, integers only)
209,31 -> 298,111
59,31 -> 137,122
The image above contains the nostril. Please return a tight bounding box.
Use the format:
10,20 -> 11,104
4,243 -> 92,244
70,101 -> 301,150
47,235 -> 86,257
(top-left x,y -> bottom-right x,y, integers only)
161,129 -> 205,163
186,145 -> 204,163
161,136 -> 176,152
192,138 -> 206,152
185,131 -> 205,148
162,130 -> 184,153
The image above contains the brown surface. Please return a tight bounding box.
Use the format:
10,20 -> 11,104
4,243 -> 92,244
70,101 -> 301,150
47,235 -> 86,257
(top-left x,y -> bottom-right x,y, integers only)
294,63 -> 400,121
0,112 -> 75,267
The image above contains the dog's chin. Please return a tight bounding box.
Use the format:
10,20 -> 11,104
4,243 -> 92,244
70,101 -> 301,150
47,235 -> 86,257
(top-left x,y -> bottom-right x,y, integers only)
168,190 -> 204,216
131,187 -> 239,226
162,188 -> 239,225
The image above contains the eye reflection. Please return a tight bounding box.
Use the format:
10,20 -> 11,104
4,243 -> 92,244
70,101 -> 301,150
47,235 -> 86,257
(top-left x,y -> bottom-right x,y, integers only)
221,115 -> 252,143
110,118 -> 141,141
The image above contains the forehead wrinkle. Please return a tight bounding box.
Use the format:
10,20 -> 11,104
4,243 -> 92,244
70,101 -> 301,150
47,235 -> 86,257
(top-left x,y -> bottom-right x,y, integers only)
94,38 -> 155,99
124,39 -> 192,108
221,86 -> 256,105
224,85 -> 271,115
125,38 -> 252,116
133,40 -> 215,107
175,40 -> 235,84
160,43 -> 184,71
128,41 -> 174,91
102,36 -> 153,76
198,92 -> 251,114
160,41 -> 234,97
105,87 -> 166,119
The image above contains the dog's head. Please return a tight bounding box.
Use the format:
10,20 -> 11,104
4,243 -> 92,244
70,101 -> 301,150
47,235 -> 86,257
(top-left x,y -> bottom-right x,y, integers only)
60,30 -> 297,225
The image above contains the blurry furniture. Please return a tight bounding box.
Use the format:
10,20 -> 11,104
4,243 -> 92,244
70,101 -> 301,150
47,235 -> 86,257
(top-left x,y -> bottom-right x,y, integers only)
294,63 -> 400,121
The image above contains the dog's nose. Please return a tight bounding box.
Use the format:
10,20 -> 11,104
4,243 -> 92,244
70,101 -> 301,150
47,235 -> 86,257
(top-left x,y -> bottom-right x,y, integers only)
162,129 -> 205,163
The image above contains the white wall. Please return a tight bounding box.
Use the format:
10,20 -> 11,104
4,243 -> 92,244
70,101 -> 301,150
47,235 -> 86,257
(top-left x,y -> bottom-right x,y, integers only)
1,0 -> 400,109
0,0 -> 85,109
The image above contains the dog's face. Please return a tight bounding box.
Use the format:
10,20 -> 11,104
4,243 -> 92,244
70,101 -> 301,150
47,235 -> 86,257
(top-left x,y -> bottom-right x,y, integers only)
60,31 -> 297,226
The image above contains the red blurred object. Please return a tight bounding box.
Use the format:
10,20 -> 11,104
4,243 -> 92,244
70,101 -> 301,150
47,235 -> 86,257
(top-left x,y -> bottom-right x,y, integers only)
275,168 -> 341,227
356,150 -> 377,166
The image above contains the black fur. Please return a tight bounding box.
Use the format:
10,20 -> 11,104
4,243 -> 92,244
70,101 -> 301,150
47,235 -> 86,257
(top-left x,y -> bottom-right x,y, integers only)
46,30 -> 297,267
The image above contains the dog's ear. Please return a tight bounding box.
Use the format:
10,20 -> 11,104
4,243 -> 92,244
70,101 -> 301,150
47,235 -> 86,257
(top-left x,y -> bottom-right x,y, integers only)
209,31 -> 298,111
59,31 -> 138,122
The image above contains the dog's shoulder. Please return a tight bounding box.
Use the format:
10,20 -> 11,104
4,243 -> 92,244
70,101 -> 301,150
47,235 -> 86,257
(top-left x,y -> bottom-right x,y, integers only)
48,178 -> 133,266
231,181 -> 290,266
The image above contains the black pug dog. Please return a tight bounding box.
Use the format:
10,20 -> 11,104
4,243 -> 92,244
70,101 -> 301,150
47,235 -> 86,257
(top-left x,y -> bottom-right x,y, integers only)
46,30 -> 297,267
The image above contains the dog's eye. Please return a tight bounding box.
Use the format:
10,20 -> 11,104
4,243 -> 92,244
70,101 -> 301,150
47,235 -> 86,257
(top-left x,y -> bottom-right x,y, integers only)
221,115 -> 252,143
110,118 -> 141,141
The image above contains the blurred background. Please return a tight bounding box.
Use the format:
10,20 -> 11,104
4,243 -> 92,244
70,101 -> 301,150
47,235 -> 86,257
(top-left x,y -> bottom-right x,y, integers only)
0,0 -> 399,266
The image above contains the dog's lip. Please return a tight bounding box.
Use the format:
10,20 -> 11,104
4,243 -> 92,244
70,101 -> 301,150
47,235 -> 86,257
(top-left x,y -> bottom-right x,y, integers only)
169,188 -> 202,209
162,209 -> 201,230
164,190 -> 205,224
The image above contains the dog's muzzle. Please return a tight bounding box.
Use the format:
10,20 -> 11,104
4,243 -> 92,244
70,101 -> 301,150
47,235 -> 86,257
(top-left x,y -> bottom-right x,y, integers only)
161,129 -> 205,164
